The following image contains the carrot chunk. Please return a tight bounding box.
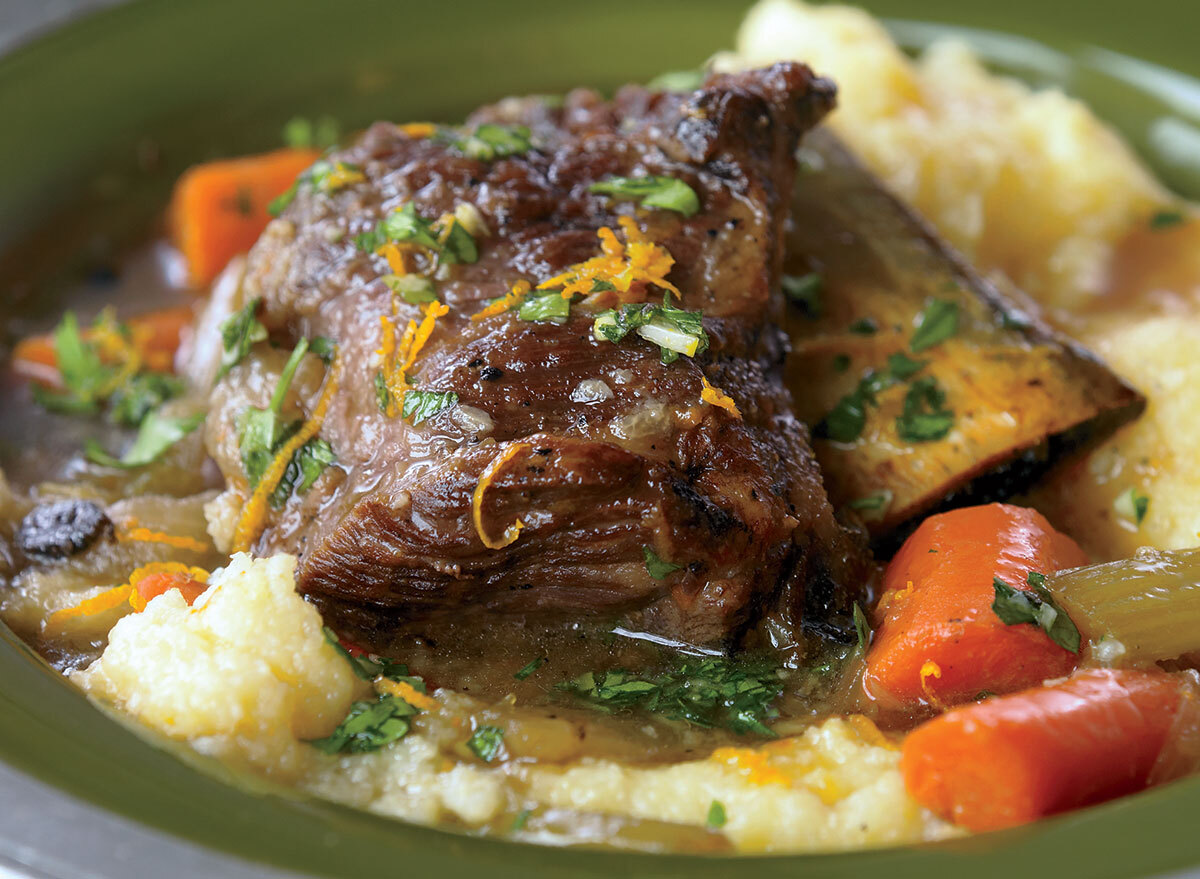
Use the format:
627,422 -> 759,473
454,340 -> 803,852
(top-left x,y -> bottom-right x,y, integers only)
901,668 -> 1188,830
864,503 -> 1089,710
131,570 -> 207,609
169,147 -> 319,287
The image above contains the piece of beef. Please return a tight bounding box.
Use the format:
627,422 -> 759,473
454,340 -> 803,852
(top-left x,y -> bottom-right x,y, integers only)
206,64 -> 867,645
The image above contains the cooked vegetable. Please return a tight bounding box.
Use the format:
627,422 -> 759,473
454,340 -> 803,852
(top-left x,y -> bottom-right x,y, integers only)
902,669 -> 1191,830
588,175 -> 700,217
85,410 -> 205,469
130,569 -> 208,609
16,500 -> 113,560
784,130 -> 1143,536
1046,546 -> 1200,664
169,147 -> 321,286
863,504 -> 1088,710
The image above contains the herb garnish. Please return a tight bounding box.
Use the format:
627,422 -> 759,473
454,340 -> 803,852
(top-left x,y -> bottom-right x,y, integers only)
782,272 -> 822,318
991,573 -> 1081,653
706,800 -> 727,828
282,115 -> 340,150
848,317 -> 878,335
401,389 -> 458,426
1149,210 -> 1185,230
355,202 -> 478,265
518,290 -> 572,324
909,300 -> 959,353
108,373 -> 186,427
514,657 -> 547,680
895,376 -> 954,442
85,410 -> 204,469
309,695 -> 418,754
848,490 -> 892,515
322,627 -> 422,684
216,298 -> 268,381
643,546 -> 683,580
1114,486 -> 1150,526
852,602 -> 872,651
269,159 -> 365,216
593,296 -> 709,364
589,175 -> 700,217
511,809 -> 532,832
467,726 -> 505,762
382,274 -> 438,305
437,124 -> 534,161
557,655 -> 783,736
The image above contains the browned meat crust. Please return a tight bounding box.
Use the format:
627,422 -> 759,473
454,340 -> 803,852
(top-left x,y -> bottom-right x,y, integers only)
210,64 -> 867,645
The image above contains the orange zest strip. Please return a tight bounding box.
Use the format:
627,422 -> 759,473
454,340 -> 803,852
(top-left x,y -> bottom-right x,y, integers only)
117,521 -> 211,554
127,562 -> 210,612
920,659 -> 946,712
231,354 -> 342,553
45,585 -> 133,631
89,310 -> 143,397
709,747 -> 790,787
472,442 -> 532,550
375,677 -> 440,712
377,242 -> 413,275
700,376 -> 742,418
324,162 -> 365,191
377,301 -> 448,417
471,280 -> 531,322
398,122 -> 437,138
536,216 -> 679,306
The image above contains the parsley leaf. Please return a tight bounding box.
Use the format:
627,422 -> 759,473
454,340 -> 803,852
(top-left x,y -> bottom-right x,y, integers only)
848,490 -> 892,515
467,726 -> 505,762
107,372 -> 185,427
852,602 -> 872,651
992,574 -> 1081,654
401,390 -> 458,426
514,657 -> 547,680
1150,210 -> 1185,230
706,800 -> 727,829
909,300 -> 959,353
895,376 -> 954,442
308,695 -> 418,754
269,437 -> 334,509
85,410 -> 204,469
643,546 -> 683,580
438,124 -> 534,161
511,809 -> 532,832
593,297 -> 709,363
782,273 -> 822,318
885,352 -> 927,379
557,655 -> 782,737
374,373 -> 391,414
1113,487 -> 1150,526
357,202 -> 478,266
589,175 -> 700,217
216,297 -> 268,381
382,274 -> 438,305
518,291 -> 571,324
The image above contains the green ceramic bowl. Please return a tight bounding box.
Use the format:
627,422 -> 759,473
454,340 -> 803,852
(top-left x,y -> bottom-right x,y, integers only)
3,1 -> 1200,877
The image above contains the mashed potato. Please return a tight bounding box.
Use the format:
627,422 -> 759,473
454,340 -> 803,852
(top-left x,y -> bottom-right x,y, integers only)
73,554 -> 955,850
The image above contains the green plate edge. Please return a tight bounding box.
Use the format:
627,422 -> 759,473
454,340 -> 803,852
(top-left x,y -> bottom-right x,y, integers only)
3,1 -> 1200,876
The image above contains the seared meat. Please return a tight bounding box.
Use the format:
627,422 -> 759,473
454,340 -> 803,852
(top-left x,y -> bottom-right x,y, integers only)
208,64 -> 867,645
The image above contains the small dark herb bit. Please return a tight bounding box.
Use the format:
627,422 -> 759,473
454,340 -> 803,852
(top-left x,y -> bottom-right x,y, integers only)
848,490 -> 892,514
991,574 -> 1081,654
706,800 -> 727,829
511,809 -> 533,832
1149,209 -> 1185,230
848,317 -> 878,335
514,657 -> 548,680
401,390 -> 458,426
590,279 -> 617,294
885,351 -> 927,379
374,373 -> 391,414
643,546 -> 682,580
518,291 -> 571,324
85,410 -> 204,469
216,297 -> 268,381
308,695 -> 418,754
1114,487 -> 1150,526
895,376 -> 954,442
467,726 -> 505,762
852,602 -> 872,651
588,175 -> 700,217
909,300 -> 959,353
782,272 -> 823,318
832,354 -> 851,373
308,336 -> 338,365
557,655 -> 782,736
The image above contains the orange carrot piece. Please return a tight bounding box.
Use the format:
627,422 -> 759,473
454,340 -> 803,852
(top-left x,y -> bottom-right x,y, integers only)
11,304 -> 195,388
169,147 -> 319,287
901,668 -> 1187,831
864,503 -> 1089,711
132,570 -> 207,608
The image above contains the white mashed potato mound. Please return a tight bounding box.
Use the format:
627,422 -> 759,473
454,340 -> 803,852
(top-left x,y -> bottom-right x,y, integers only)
721,0 -> 1167,311
73,553 -> 368,780
528,717 -> 957,851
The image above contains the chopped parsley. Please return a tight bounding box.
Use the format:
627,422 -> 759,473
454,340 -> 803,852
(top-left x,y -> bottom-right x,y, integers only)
511,809 -> 533,832
322,627 -> 423,684
1149,209 -> 1185,230
557,655 -> 783,736
437,123 -> 534,161
373,373 -> 391,414
382,274 -> 438,304
466,726 -> 505,762
355,202 -> 478,266
236,338 -> 334,508
107,372 -> 185,427
885,351 -> 927,379
992,573 -> 1081,654
514,657 -> 548,680
782,272 -> 822,318
216,297 -> 268,381
85,409 -> 204,469
816,368 -> 894,443
848,317 -> 878,335
895,376 -> 954,442
909,300 -> 959,353
401,389 -> 458,425
832,354 -> 851,373
517,290 -> 571,324
848,490 -> 892,514
268,158 -> 364,216
852,602 -> 872,651
706,800 -> 727,829
1114,486 -> 1150,526
308,695 -> 418,754
643,546 -> 683,580
593,296 -> 709,364
588,175 -> 700,217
